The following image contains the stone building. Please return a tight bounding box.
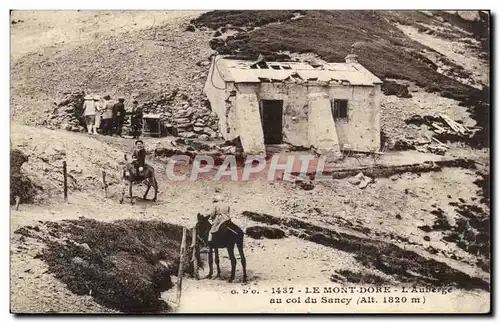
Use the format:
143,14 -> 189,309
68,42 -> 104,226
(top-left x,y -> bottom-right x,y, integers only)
204,54 -> 382,154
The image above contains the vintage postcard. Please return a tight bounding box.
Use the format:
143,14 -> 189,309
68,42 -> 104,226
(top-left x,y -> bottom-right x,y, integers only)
10,10 -> 490,314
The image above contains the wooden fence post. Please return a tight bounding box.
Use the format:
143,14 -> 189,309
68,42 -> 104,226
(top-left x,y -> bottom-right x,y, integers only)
63,161 -> 68,201
15,196 -> 20,210
102,170 -> 108,198
176,227 -> 187,307
191,227 -> 199,280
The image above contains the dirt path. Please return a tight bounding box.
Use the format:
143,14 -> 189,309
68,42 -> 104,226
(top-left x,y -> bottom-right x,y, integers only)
395,24 -> 489,87
11,192 -> 489,313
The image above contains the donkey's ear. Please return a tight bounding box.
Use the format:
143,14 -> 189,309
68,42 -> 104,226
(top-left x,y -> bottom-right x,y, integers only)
204,214 -> 211,221
197,213 -> 203,221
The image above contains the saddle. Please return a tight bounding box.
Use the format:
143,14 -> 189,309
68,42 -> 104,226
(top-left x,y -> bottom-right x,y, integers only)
124,164 -> 148,182
211,220 -> 240,236
133,173 -> 147,183
208,219 -> 242,244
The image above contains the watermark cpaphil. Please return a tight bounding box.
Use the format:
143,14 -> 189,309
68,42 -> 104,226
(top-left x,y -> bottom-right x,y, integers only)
164,154 -> 334,181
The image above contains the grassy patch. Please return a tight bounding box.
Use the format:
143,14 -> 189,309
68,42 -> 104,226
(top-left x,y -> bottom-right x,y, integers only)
192,10 -> 305,29
16,219 -> 197,313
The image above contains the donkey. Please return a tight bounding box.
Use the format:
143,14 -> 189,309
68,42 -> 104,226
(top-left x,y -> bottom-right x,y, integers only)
120,154 -> 158,204
195,213 -> 247,283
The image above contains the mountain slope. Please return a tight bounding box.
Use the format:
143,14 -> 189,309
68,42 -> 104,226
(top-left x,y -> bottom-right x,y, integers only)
10,10 -> 213,125
192,10 -> 490,147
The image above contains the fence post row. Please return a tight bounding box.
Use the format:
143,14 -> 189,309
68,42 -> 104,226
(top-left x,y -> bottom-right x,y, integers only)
191,227 -> 199,280
102,170 -> 108,198
176,227 -> 187,307
63,161 -> 68,201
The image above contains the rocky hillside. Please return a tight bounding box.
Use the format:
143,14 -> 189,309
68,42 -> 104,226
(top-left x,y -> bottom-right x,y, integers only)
10,11 -> 214,126
11,124 -> 125,201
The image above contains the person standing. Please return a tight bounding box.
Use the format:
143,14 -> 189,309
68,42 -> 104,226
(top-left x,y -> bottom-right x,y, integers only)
130,100 -> 143,139
101,95 -> 114,135
93,96 -> 102,134
82,95 -> 96,134
113,98 -> 126,137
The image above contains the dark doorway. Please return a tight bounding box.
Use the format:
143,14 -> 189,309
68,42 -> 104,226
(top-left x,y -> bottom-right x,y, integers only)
260,100 -> 284,144
331,99 -> 349,146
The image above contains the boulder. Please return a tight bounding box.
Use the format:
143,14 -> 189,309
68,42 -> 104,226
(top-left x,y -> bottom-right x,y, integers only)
348,172 -> 373,189
178,132 -> 197,139
196,60 -> 210,67
299,181 -> 315,190
358,175 -> 373,189
193,126 -> 204,133
173,118 -> 190,124
198,134 -> 209,141
176,122 -> 192,129
203,127 -> 216,137
382,80 -> 412,98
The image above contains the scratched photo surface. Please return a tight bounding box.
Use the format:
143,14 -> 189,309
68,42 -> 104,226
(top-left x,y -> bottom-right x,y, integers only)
10,10 -> 490,314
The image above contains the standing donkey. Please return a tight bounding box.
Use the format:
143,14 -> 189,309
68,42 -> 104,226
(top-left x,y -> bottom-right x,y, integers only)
120,154 -> 158,204
195,213 -> 247,282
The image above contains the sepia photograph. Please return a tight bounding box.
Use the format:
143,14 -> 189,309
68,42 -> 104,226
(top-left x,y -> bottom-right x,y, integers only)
9,9 -> 491,314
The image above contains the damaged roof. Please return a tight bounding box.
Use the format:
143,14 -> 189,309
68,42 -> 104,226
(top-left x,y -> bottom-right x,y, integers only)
214,57 -> 382,86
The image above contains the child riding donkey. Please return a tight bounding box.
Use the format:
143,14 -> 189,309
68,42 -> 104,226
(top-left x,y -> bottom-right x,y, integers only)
131,140 -> 146,177
120,140 -> 158,204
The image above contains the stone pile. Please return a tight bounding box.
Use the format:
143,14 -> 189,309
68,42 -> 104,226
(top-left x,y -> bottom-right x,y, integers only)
139,91 -> 221,140
43,91 -> 86,133
44,89 -> 222,141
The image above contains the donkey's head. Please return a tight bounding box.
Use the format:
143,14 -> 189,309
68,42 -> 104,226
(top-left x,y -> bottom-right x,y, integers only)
195,213 -> 211,243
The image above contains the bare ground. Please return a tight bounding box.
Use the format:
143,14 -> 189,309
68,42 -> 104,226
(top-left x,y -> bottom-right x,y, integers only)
11,125 -> 490,312
10,10 -> 490,313
11,10 -> 213,125
395,24 -> 489,88
11,162 -> 490,312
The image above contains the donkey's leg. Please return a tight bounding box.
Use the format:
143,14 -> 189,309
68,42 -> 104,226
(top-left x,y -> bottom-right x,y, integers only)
119,181 -> 127,204
237,239 -> 247,283
152,177 -> 158,202
143,181 -> 151,200
227,244 -> 237,283
129,182 -> 134,205
206,247 -> 214,279
214,248 -> 221,278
